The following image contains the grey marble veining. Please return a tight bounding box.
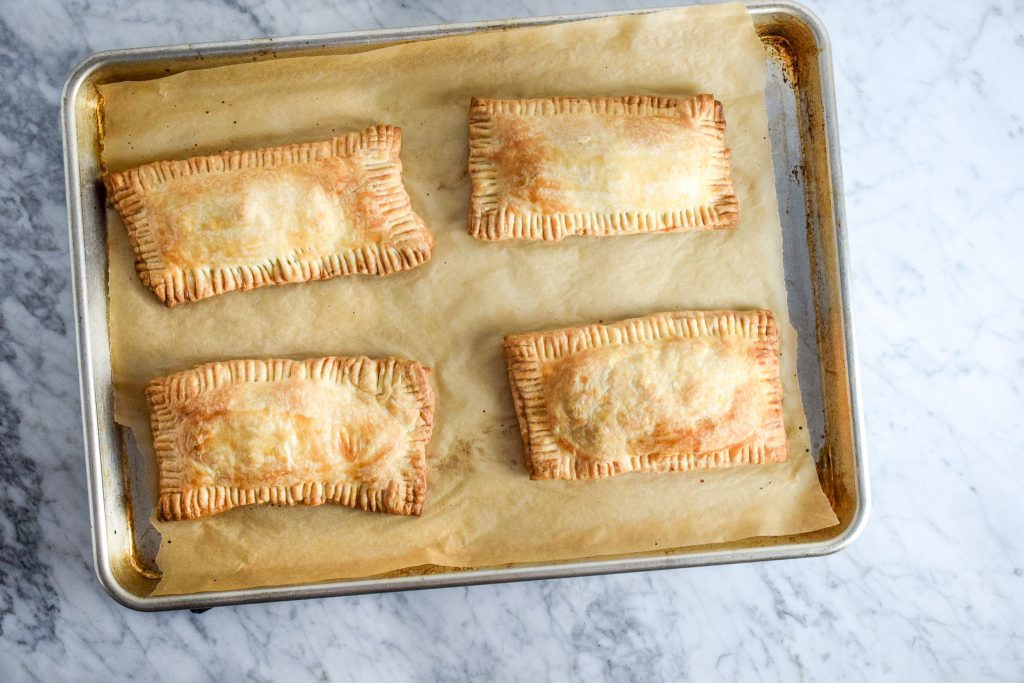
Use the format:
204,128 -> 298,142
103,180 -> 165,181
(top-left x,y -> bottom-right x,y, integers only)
2,0 -> 1022,680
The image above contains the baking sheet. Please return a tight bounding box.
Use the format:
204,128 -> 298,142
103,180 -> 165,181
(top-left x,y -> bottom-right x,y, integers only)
98,1 -> 838,596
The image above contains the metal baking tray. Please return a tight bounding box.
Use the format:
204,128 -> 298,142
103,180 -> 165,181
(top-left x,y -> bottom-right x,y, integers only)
62,0 -> 869,611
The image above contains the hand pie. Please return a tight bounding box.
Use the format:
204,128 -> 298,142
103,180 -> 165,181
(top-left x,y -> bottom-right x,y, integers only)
503,310 -> 786,480
147,356 -> 434,520
468,95 -> 738,240
104,125 -> 433,306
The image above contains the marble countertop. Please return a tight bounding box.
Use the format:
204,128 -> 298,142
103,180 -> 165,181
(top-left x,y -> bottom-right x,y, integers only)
2,0 -> 1021,679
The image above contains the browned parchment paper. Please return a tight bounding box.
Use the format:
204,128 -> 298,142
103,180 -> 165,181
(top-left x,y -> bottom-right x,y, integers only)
98,2 -> 839,596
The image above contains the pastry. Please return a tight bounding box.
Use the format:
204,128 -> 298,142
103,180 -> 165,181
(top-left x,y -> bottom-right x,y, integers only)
104,125 -> 433,306
147,356 -> 434,520
468,95 -> 738,240
502,310 -> 786,480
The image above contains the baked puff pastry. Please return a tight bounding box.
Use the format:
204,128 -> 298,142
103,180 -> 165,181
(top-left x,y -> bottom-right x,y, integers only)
104,125 -> 433,306
147,356 -> 434,521
468,95 -> 738,240
503,310 -> 786,480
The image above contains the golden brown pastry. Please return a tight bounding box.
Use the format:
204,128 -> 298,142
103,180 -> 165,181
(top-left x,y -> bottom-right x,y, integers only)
104,125 -> 433,306
147,356 -> 434,520
503,310 -> 786,480
468,95 -> 738,240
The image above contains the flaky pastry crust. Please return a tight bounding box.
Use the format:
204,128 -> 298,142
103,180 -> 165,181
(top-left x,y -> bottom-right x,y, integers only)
503,310 -> 786,480
468,95 -> 738,240
146,356 -> 434,520
104,125 -> 433,306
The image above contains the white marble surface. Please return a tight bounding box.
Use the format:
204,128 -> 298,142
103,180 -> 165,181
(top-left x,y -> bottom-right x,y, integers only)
1,0 -> 1022,679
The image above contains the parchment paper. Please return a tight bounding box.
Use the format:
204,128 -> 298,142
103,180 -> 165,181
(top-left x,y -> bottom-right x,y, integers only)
98,2 -> 838,596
